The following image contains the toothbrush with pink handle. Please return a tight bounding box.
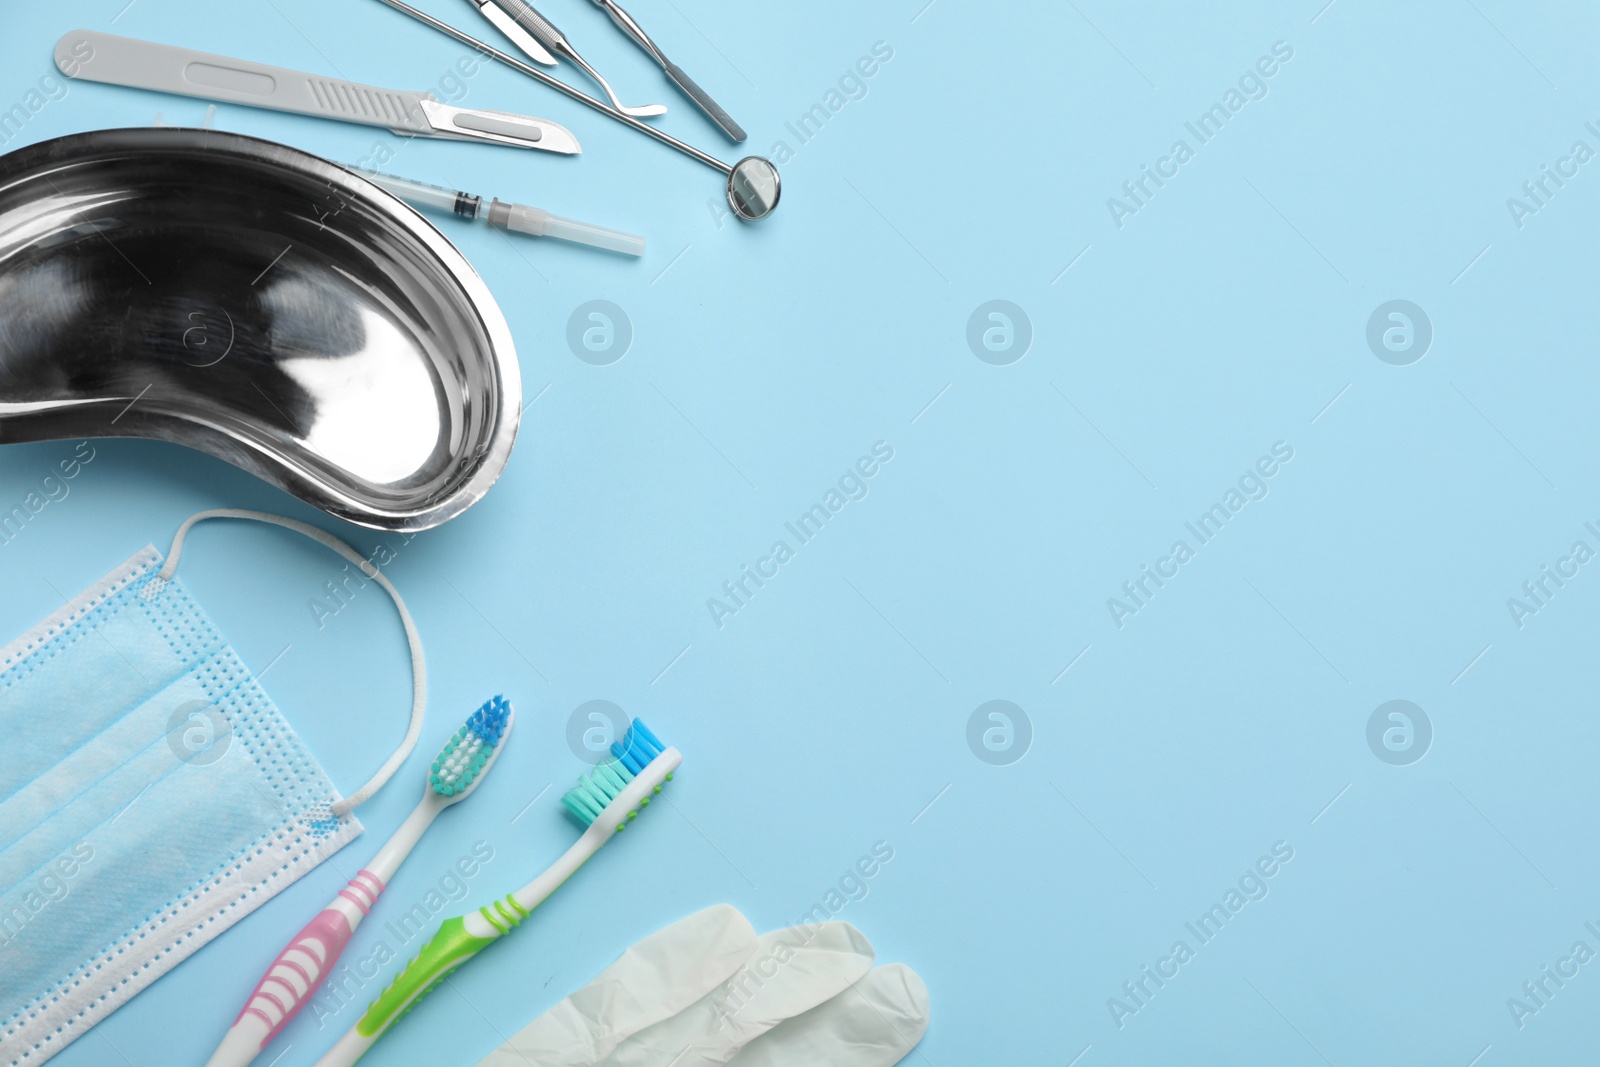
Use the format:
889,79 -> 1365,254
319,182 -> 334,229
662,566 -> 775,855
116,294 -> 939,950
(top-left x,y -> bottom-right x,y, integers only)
204,696 -> 513,1067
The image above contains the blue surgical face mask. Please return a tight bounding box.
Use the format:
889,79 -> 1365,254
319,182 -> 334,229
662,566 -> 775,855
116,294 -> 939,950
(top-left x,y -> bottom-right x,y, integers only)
0,510 -> 427,1067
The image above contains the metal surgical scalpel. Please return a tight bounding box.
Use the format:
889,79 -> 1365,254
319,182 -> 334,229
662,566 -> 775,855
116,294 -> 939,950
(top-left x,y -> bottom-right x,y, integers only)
55,30 -> 581,155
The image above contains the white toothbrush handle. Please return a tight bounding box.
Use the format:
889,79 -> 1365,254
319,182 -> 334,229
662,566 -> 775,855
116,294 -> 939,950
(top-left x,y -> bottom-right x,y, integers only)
55,29 -> 436,134
314,1024 -> 379,1067
205,801 -> 439,1067
364,798 -> 443,886
510,820 -> 610,913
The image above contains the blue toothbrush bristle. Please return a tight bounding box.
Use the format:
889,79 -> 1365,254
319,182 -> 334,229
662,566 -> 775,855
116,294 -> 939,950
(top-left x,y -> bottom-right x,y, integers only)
561,718 -> 669,828
430,695 -> 511,796
615,719 -> 664,773
467,697 -> 511,745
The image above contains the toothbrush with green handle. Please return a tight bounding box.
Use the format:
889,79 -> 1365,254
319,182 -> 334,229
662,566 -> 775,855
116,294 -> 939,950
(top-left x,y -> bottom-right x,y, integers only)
205,696 -> 514,1067
313,719 -> 681,1067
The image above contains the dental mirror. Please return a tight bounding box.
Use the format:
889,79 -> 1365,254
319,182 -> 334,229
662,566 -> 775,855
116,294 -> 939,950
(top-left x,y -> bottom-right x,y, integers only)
727,157 -> 781,221
375,0 -> 783,220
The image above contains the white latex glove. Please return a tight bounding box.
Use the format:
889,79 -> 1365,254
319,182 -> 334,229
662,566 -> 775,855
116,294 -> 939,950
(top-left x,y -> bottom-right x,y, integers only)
725,964 -> 930,1067
600,922 -> 876,1067
478,905 -> 757,1067
475,907 -> 931,1067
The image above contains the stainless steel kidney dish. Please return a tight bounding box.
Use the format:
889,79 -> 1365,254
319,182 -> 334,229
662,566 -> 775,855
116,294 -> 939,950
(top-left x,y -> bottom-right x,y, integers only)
0,128 -> 521,530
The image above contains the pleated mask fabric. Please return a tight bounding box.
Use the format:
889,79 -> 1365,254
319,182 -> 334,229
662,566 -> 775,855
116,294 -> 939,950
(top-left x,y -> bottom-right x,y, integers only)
0,546 -> 362,1067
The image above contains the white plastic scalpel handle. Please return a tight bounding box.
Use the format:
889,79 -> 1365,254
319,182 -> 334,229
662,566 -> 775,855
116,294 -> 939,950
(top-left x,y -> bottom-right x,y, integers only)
55,30 -> 435,134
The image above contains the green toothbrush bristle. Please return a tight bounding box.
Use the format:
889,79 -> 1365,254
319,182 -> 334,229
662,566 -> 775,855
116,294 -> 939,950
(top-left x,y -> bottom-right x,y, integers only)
429,696 -> 510,796
560,718 -> 670,829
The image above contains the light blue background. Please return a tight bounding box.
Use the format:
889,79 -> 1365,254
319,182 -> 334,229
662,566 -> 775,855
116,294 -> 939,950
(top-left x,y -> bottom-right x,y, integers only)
4,0 -> 1600,1064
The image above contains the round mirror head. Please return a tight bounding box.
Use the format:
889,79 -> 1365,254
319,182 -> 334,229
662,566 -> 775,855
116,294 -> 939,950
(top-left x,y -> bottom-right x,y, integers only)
727,157 -> 781,221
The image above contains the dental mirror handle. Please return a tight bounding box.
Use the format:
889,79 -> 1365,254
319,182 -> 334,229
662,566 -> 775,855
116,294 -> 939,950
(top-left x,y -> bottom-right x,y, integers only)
55,29 -> 435,134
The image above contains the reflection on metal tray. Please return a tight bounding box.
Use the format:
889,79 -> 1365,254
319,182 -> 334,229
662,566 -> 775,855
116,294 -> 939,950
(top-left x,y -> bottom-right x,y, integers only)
0,127 -> 521,531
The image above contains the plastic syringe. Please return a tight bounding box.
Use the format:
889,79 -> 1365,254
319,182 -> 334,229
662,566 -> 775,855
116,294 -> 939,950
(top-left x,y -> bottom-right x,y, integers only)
353,168 -> 645,256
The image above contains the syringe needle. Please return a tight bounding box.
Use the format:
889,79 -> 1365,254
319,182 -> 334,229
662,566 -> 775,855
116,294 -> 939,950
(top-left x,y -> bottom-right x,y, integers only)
349,166 -> 646,256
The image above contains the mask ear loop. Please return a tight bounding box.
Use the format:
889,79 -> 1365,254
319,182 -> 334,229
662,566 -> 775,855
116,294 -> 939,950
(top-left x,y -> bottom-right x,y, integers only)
146,508 -> 426,817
